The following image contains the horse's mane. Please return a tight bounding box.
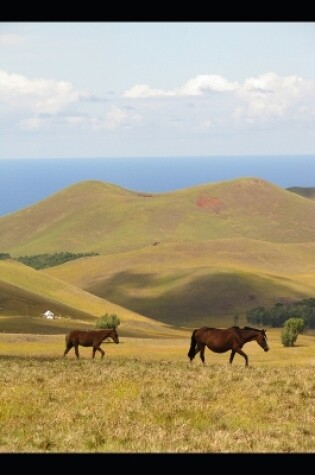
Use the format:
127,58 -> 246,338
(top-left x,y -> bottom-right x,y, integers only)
243,326 -> 263,332
205,326 -> 263,332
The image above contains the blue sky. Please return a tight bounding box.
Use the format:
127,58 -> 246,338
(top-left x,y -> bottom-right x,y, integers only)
1,22 -> 315,159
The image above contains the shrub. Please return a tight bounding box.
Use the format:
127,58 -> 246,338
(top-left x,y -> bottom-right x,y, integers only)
281,327 -> 297,347
281,317 -> 305,347
95,313 -> 121,330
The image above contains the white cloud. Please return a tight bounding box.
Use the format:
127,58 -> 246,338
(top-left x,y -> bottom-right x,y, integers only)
123,74 -> 238,98
104,106 -> 142,129
19,117 -> 44,130
176,75 -> 239,95
0,69 -> 89,114
123,84 -> 173,98
105,106 -> 128,128
1,69 -> 314,139
0,34 -> 24,45
202,119 -> 214,129
235,72 -> 315,122
123,72 -> 315,124
65,116 -> 86,126
59,107 -> 142,131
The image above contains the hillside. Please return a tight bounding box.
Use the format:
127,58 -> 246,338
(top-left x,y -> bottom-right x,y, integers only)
0,177 -> 315,256
1,177 -> 315,331
0,260 -> 182,337
43,239 -> 315,327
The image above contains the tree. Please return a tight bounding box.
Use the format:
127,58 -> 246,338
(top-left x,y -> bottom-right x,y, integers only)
95,313 -> 120,330
281,317 -> 305,347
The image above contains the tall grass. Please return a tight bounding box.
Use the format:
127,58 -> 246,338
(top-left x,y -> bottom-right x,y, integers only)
0,330 -> 314,453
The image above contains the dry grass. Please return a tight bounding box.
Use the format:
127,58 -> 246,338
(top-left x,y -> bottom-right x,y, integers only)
1,177 -> 315,330
0,259 -> 172,332
43,240 -> 315,327
0,329 -> 314,453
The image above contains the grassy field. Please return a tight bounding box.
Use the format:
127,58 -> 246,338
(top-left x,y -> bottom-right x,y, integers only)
0,329 -> 314,453
1,177 -> 314,452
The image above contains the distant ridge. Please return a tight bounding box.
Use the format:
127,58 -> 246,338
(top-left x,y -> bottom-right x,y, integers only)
1,177 -> 315,256
1,176 -> 315,329
1,155 -> 315,216
286,186 -> 315,200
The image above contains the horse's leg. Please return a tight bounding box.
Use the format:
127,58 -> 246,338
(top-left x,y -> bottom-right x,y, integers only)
200,344 -> 206,364
96,346 -> 105,359
92,346 -> 105,359
188,342 -> 205,364
229,350 -> 236,364
192,343 -> 200,358
193,343 -> 205,364
74,344 -> 80,359
235,349 -> 248,366
63,343 -> 73,357
189,345 -> 198,362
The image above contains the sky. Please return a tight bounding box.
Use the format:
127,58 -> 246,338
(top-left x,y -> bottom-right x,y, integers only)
1,22 -> 315,159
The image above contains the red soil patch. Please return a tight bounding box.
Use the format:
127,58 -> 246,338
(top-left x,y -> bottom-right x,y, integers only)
196,196 -> 224,213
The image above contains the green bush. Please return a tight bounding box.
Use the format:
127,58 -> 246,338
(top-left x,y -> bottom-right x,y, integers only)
281,327 -> 298,347
95,313 -> 121,330
281,317 -> 305,347
284,318 -> 305,334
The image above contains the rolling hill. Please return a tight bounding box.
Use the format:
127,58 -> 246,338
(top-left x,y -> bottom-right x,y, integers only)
0,259 -> 183,337
43,239 -> 315,327
1,177 -> 315,330
0,177 -> 315,257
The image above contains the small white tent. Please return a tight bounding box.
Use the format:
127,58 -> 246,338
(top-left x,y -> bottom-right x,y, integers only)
42,310 -> 55,320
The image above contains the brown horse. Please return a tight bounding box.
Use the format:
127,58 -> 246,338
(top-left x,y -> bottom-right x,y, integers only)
188,326 -> 269,366
63,328 -> 119,359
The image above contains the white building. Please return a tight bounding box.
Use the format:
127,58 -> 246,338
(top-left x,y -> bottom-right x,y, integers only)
42,310 -> 55,320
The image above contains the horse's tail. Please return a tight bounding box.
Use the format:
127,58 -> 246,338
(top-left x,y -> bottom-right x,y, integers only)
65,332 -> 70,347
188,329 -> 198,360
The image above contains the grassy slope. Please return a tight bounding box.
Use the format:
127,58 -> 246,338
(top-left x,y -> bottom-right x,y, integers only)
1,178 -> 315,256
0,260 -> 182,337
44,239 -> 315,326
1,177 -> 315,330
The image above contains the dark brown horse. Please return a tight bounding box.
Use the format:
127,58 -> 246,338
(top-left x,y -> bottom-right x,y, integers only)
63,328 -> 119,359
188,326 -> 269,366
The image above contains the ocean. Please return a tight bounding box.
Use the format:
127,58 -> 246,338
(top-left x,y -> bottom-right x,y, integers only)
0,155 -> 314,217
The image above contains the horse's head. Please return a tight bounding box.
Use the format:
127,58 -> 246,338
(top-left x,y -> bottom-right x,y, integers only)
110,328 -> 120,344
257,329 -> 269,352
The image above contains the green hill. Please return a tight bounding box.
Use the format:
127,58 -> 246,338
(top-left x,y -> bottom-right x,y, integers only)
43,239 -> 315,327
0,177 -> 315,256
0,177 -> 315,331
0,260 -> 182,337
